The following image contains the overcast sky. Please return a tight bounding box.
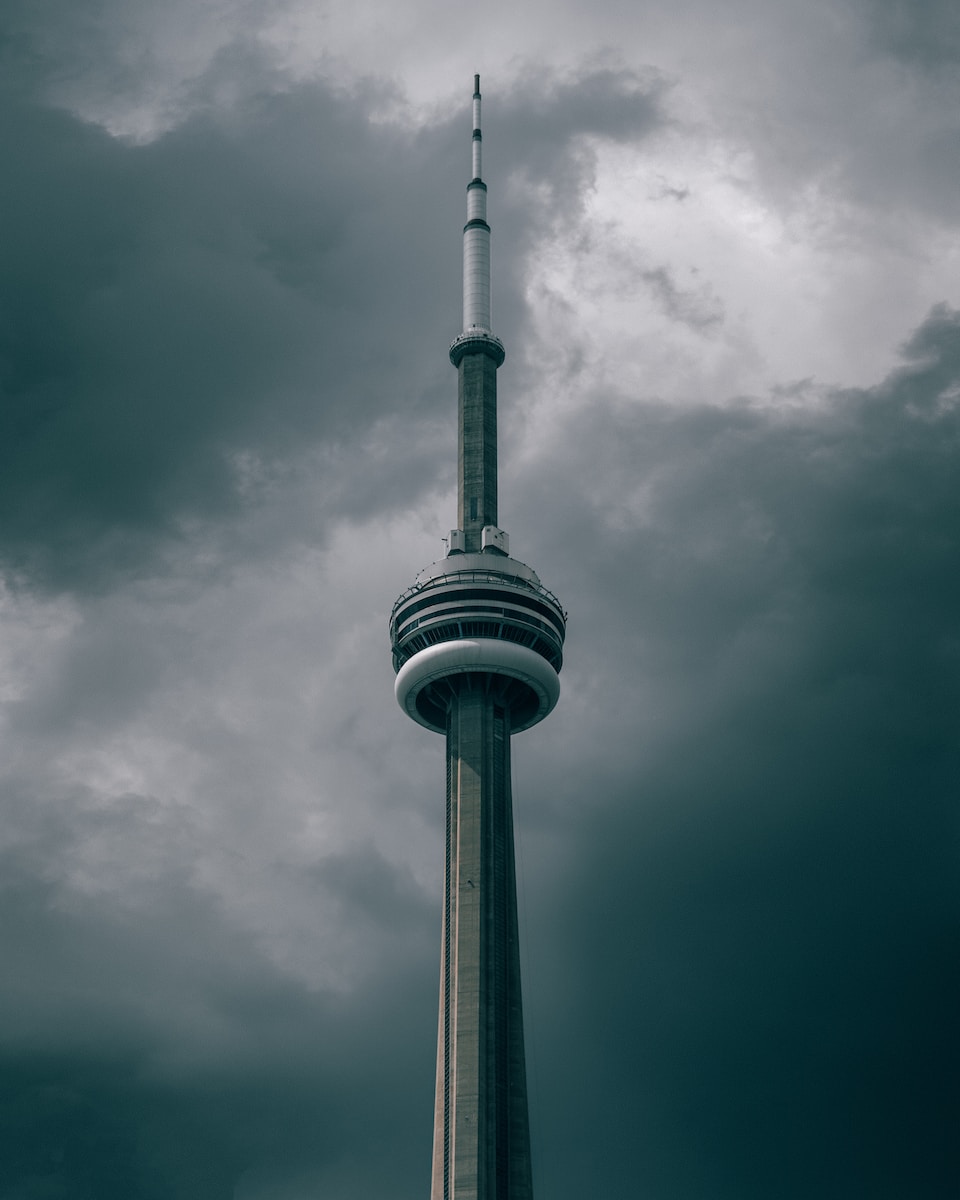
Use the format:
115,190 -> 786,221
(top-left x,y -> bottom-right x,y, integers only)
1,1 -> 958,1196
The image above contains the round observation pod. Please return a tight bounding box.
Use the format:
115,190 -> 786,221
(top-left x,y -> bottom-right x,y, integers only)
390,552 -> 566,734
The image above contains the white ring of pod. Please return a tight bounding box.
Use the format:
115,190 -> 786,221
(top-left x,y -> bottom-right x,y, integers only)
395,638 -> 561,734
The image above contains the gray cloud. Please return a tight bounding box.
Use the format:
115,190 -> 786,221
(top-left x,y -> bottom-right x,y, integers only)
0,76 -> 452,589
642,265 -> 725,330
0,11 -> 956,1197
859,0 -> 960,67
508,303 -> 960,1198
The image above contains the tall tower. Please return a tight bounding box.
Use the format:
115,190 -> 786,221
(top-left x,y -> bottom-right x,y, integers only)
390,77 -> 566,1199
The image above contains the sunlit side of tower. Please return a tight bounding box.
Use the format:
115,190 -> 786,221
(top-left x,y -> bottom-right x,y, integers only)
389,78 -> 566,1199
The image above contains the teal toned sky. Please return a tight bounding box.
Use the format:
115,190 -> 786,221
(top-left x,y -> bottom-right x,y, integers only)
0,1 -> 958,1196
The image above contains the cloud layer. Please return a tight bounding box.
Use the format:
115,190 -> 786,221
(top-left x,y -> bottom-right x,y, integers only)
0,3 -> 958,1196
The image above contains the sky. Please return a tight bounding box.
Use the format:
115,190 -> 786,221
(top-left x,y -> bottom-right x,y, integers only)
0,0 -> 958,1196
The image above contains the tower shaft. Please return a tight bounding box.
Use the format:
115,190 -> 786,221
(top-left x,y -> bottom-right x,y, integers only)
458,352 -> 498,550
431,685 -> 533,1200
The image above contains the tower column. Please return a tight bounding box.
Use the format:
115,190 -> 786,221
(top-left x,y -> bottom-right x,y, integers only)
458,351 -> 499,551
431,683 -> 533,1200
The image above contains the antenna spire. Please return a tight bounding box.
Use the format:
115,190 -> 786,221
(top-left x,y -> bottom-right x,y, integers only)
461,75 -> 492,334
449,76 -> 506,553
472,74 -> 482,181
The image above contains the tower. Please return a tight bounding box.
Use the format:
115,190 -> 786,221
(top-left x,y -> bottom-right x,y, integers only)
390,77 -> 566,1199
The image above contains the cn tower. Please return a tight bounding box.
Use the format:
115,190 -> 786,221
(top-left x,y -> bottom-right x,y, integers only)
390,77 -> 566,1199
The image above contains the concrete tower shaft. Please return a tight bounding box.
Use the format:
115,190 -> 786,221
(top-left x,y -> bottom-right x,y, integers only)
390,77 -> 565,1200
431,688 -> 533,1200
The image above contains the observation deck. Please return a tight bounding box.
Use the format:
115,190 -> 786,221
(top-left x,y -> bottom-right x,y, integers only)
449,329 -> 505,368
390,552 -> 566,734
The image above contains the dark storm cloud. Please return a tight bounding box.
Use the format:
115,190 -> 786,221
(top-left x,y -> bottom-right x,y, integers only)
2,19 -> 956,1195
496,65 -> 665,174
0,788 -> 439,1198
509,305 -> 960,1198
859,0 -> 960,67
0,70 -> 453,592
